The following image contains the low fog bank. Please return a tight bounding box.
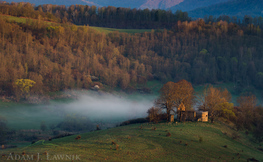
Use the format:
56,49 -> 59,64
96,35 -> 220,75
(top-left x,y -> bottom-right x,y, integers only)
1,90 -> 157,130
0,90 -> 157,145
61,91 -> 156,122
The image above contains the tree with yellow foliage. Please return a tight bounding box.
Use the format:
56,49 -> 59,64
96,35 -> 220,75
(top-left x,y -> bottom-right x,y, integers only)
199,85 -> 232,123
14,79 -> 36,101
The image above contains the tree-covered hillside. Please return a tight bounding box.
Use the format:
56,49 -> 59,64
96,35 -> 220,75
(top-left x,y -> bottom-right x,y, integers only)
0,3 -> 263,99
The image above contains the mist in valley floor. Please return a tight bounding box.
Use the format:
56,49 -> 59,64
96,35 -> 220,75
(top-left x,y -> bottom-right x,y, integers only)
1,91 -> 157,130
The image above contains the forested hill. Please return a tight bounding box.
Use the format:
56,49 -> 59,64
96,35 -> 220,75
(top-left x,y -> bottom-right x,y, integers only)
0,3 -> 263,99
189,0 -> 263,18
1,2 -> 263,30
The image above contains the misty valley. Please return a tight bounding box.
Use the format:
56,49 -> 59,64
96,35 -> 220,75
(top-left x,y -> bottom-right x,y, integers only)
0,1 -> 263,161
1,91 -> 156,145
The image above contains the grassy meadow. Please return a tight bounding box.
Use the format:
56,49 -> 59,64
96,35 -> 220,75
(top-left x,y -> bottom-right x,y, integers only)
0,14 -> 53,25
0,14 -> 28,23
0,122 -> 262,161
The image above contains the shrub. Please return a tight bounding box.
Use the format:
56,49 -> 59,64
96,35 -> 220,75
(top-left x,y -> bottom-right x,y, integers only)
247,157 -> 259,162
51,132 -> 74,140
147,107 -> 162,123
75,135 -> 81,140
199,136 -> 203,143
140,125 -> 142,129
115,144 -> 119,150
120,118 -> 148,126
166,132 -> 171,137
112,141 -> 116,145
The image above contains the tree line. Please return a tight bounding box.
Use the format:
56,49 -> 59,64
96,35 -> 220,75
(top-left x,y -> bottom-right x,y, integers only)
1,2 -> 263,29
0,2 -> 190,29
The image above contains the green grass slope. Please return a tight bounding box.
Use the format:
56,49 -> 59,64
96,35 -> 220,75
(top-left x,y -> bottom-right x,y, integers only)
0,14 -> 54,25
1,122 -> 262,161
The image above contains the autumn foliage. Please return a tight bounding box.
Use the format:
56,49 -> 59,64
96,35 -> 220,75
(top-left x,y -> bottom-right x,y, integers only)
155,80 -> 194,121
199,86 -> 232,122
0,3 -> 263,102
13,79 -> 36,101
